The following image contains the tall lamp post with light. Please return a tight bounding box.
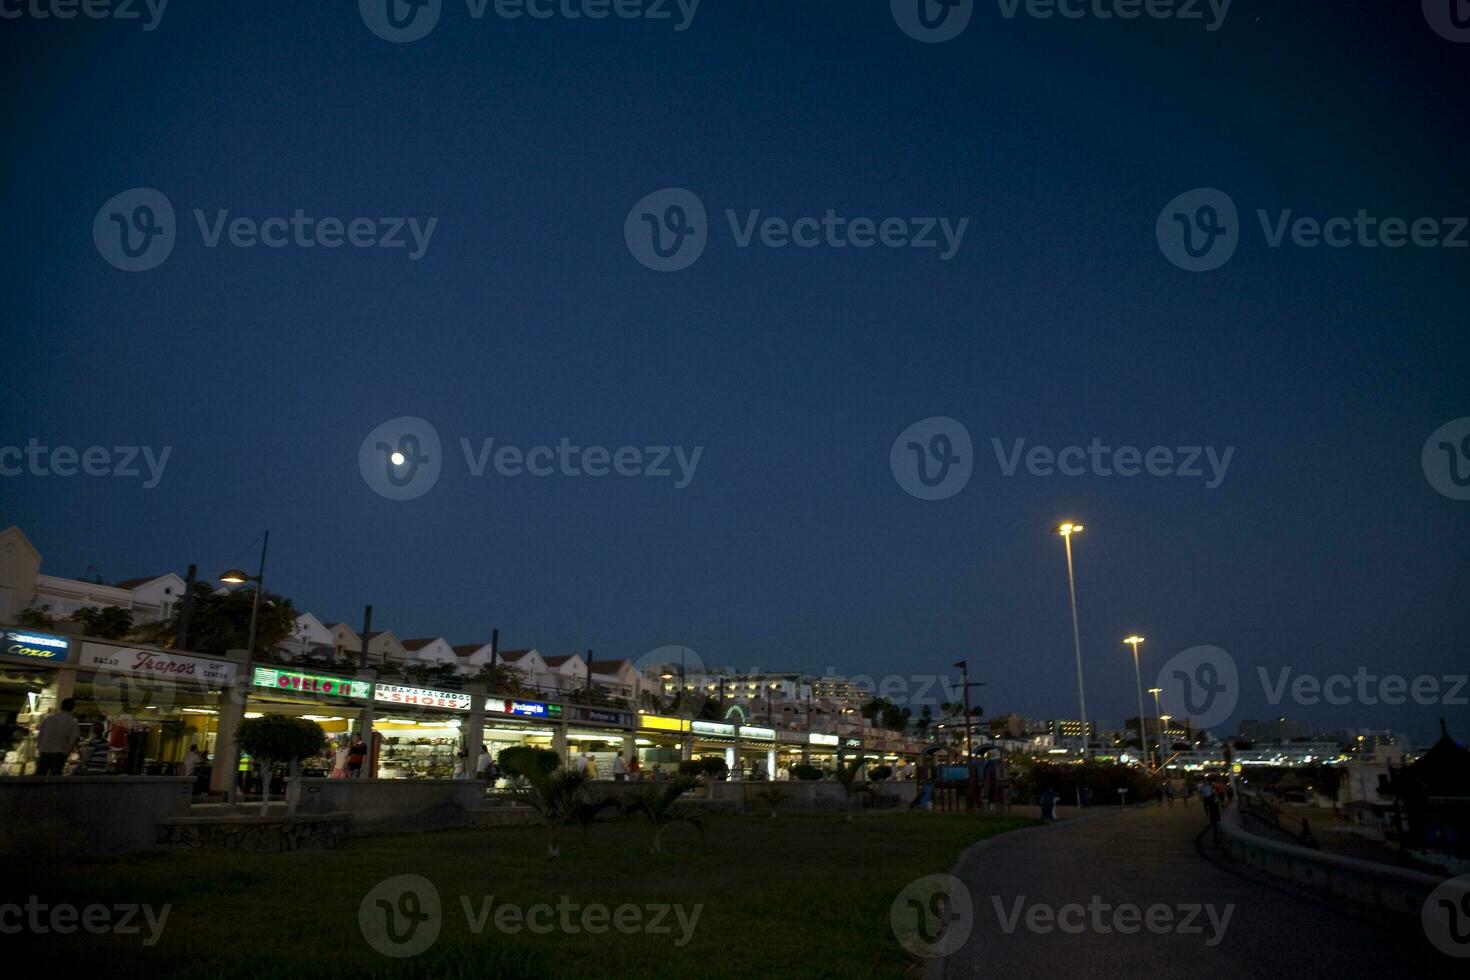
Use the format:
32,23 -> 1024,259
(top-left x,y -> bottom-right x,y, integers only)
218,531 -> 269,806
1148,687 -> 1164,771
1055,522 -> 1090,761
1124,635 -> 1148,771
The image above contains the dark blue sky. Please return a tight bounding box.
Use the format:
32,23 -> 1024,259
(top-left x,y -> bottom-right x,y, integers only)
3,1 -> 1466,743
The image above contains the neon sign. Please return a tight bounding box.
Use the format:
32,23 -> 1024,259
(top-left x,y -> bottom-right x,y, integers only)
0,630 -> 72,665
253,667 -> 370,699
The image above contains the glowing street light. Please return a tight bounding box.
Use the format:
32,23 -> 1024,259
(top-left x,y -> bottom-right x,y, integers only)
1148,686 -> 1164,769
1124,635 -> 1148,771
217,530 -> 269,805
1055,522 -> 1090,761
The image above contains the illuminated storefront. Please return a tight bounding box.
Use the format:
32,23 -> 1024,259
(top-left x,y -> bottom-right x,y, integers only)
480,696 -> 563,768
0,629 -> 75,776
566,705 -> 634,775
72,642 -> 238,772
374,682 -> 472,779
635,712 -> 689,771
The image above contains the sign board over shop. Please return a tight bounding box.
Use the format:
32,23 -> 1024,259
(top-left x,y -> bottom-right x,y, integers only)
809,733 -> 839,746
486,697 -> 563,719
573,706 -> 631,726
80,643 -> 236,685
844,738 -> 863,749
692,721 -> 735,737
638,714 -> 689,733
253,667 -> 370,700
740,726 -> 776,741
0,629 -> 73,665
374,683 -> 471,711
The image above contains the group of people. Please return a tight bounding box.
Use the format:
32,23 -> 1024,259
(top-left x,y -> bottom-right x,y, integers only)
33,698 -> 212,780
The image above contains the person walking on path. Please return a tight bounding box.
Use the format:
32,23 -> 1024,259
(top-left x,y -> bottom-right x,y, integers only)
347,736 -> 367,778
78,723 -> 112,774
1165,782 -> 1175,807
35,698 -> 81,776
1201,780 -> 1222,846
475,744 -> 495,784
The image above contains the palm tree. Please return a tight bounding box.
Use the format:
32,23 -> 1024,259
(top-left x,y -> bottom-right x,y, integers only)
512,766 -> 591,858
752,784 -> 791,819
571,795 -> 622,841
621,775 -> 703,853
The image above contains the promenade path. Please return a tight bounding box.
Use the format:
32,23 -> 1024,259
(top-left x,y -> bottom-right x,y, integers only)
933,801 -> 1448,979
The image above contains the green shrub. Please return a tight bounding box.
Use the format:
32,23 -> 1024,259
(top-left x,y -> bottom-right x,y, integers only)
236,715 -> 325,765
868,765 -> 893,781
791,764 -> 823,781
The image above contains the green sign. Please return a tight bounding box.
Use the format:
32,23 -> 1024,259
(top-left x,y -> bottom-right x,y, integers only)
252,667 -> 370,699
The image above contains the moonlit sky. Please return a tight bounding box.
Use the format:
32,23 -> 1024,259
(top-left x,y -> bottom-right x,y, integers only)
2,2 -> 1466,743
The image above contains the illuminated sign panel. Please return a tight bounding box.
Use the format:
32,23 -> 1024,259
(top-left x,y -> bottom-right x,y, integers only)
809,733 -> 839,746
0,630 -> 73,665
844,737 -> 862,749
80,643 -> 235,684
740,726 -> 776,741
252,667 -> 370,699
573,707 -> 631,726
486,697 -> 563,719
692,721 -> 735,737
374,683 -> 471,711
638,714 -> 689,733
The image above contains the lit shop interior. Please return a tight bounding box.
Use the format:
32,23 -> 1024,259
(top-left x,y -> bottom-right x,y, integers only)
67,670 -> 227,773
635,714 -> 688,771
249,670 -> 470,778
0,662 -> 60,776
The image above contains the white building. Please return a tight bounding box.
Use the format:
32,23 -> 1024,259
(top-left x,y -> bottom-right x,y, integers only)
401,637 -> 458,669
538,654 -> 588,697
0,526 -> 185,627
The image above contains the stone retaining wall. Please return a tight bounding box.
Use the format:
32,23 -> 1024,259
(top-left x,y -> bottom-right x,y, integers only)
0,776 -> 193,856
159,813 -> 351,852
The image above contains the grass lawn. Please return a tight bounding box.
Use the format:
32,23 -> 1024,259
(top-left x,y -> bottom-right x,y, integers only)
6,811 -> 1033,979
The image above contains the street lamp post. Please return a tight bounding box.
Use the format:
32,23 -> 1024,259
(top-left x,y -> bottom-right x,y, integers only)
1055,522 -> 1090,761
1148,687 -> 1164,771
1124,635 -> 1148,771
218,530 -> 269,806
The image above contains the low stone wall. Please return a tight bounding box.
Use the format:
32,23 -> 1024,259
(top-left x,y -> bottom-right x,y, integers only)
0,776 -> 194,856
1220,806 -> 1446,918
287,778 -> 487,836
159,813 -> 351,852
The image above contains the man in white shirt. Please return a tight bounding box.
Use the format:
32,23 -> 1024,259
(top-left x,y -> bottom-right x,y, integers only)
36,698 -> 81,776
475,744 -> 494,782
613,754 -> 628,781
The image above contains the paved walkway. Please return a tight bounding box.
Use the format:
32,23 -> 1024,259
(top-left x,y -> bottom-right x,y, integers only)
933,802 -> 1447,978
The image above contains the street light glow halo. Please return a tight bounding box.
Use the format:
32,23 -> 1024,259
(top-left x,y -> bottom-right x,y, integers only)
219,568 -> 251,585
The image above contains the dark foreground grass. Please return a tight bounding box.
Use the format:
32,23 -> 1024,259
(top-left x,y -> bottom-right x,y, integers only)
5,811 -> 1033,979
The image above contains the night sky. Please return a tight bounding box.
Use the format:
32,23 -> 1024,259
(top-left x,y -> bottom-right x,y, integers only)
3,1 -> 1466,743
